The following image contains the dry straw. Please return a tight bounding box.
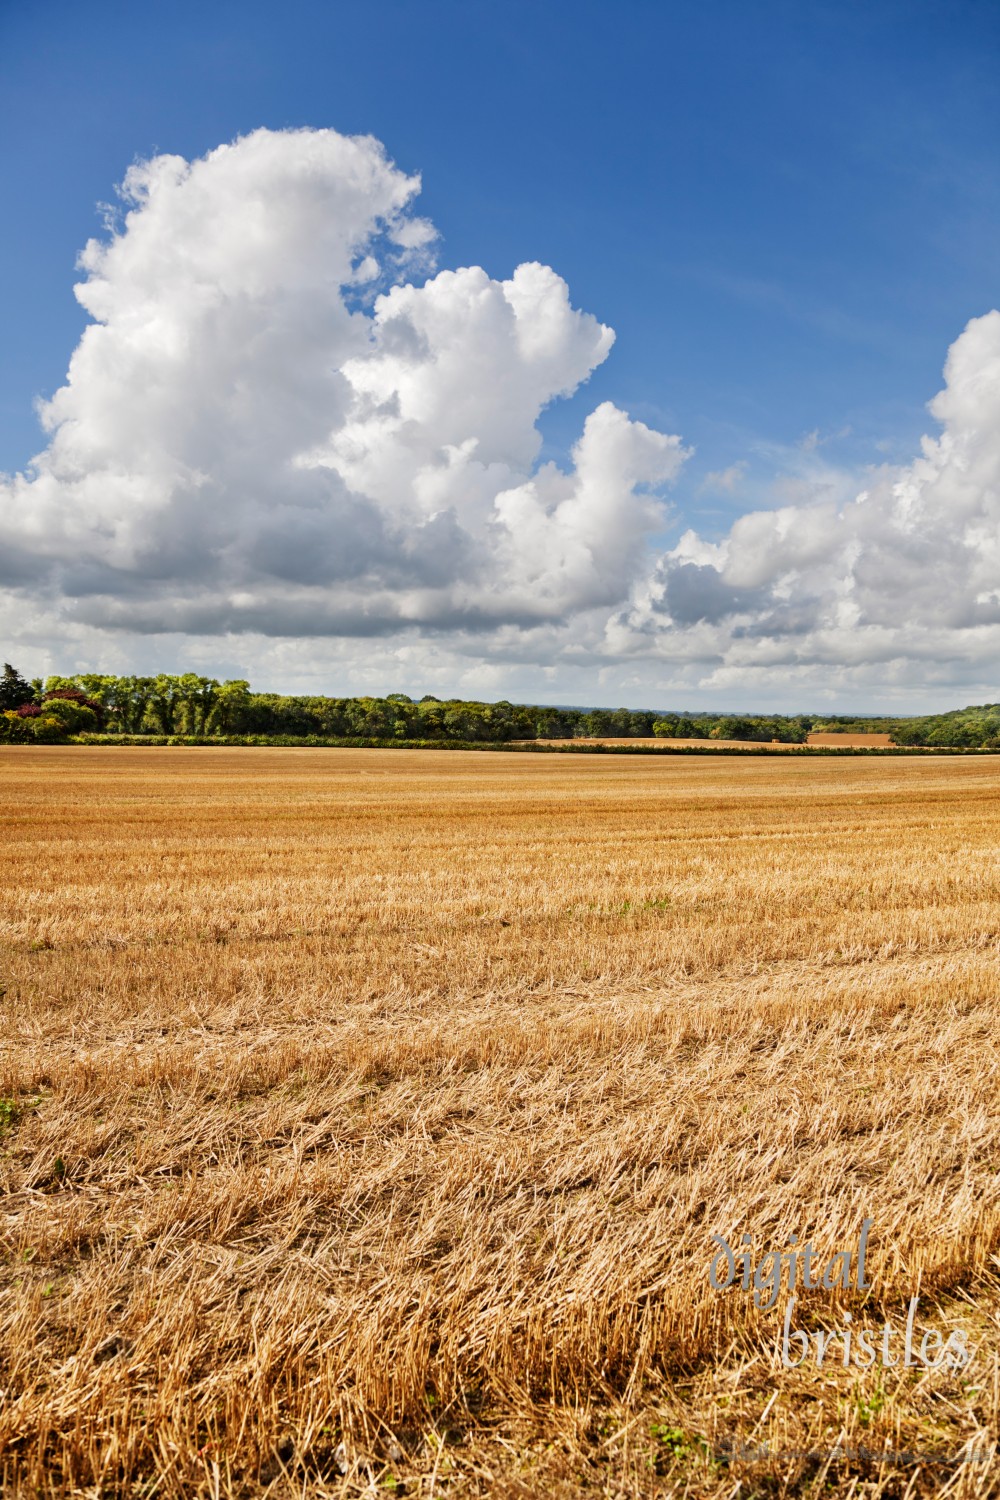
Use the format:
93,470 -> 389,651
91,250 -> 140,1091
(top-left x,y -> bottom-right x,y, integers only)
2,747 -> 1000,1496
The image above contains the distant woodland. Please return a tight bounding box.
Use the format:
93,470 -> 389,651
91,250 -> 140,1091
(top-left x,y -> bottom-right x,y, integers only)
3,664 -> 1000,747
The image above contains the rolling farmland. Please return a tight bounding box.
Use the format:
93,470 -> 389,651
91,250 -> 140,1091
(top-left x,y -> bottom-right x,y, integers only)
3,747 -> 1000,1496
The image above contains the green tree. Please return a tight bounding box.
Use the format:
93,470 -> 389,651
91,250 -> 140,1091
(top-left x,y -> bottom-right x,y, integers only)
205,681 -> 252,735
0,663 -> 33,711
40,698 -> 99,734
32,714 -> 70,742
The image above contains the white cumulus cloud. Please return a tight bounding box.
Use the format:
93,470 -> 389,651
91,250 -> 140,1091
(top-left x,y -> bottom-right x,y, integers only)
3,124 -> 999,708
612,310 -> 1000,695
0,127 -> 687,647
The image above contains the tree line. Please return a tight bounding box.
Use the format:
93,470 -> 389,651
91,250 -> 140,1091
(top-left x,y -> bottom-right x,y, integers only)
3,663 -> 1000,747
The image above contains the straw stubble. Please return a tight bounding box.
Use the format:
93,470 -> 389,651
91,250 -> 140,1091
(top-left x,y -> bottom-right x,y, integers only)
2,747 -> 1000,1496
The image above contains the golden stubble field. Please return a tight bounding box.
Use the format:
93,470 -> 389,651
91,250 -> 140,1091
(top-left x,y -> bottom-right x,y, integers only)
4,746 -> 1000,1498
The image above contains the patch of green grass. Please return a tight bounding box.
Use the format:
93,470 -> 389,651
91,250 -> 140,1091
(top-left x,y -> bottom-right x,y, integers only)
856,1387 -> 886,1425
650,1424 -> 695,1455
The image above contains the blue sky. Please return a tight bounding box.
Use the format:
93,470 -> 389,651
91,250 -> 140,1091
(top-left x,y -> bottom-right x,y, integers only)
1,0 -> 999,708
4,1 -> 998,489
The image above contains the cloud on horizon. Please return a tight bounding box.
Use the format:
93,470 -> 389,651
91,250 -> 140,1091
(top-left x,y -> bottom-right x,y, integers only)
1,126 -> 999,706
609,309 -> 1000,692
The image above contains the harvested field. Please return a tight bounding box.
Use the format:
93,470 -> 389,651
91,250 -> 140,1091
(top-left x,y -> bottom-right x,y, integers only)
530,736 -> 805,748
3,746 -> 1000,1497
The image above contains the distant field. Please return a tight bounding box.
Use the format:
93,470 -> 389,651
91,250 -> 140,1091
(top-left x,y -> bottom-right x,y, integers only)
3,748 -> 1000,1497
532,737 -> 929,750
531,736 -> 805,748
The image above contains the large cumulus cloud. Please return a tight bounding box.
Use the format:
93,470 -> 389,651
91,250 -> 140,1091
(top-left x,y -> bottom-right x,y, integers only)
0,127 -> 686,640
3,124 -> 1000,706
611,310 -> 1000,692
